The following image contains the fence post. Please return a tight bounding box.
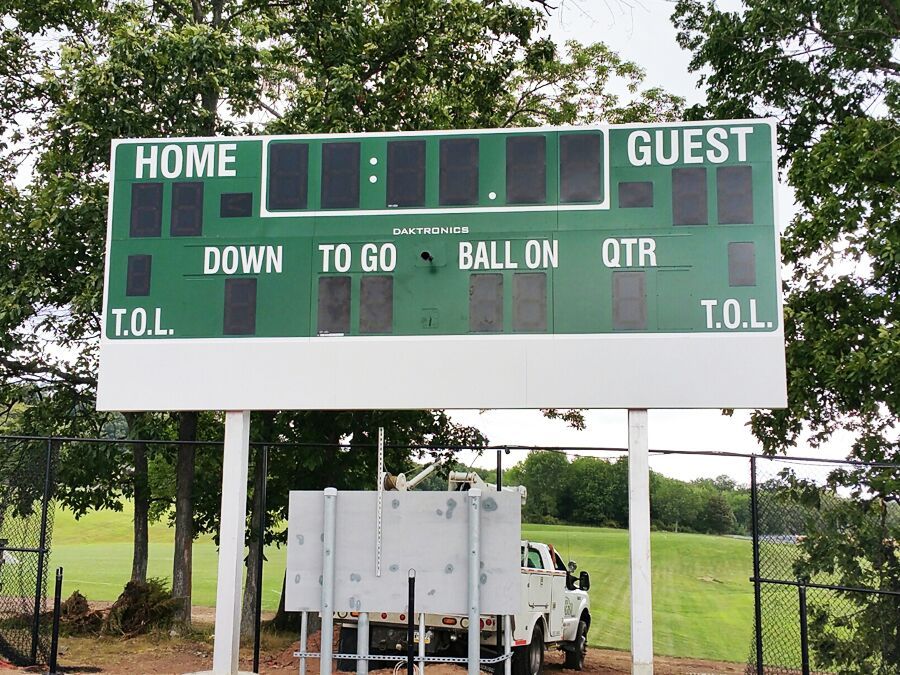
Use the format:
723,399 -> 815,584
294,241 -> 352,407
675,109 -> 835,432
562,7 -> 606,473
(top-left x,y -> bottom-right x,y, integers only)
47,567 -> 62,675
798,583 -> 810,675
252,445 -> 268,674
750,455 -> 764,675
31,437 -> 54,664
407,570 -> 415,675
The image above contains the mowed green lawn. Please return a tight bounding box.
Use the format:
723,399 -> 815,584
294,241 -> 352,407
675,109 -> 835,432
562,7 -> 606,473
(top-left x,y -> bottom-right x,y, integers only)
49,507 -> 754,663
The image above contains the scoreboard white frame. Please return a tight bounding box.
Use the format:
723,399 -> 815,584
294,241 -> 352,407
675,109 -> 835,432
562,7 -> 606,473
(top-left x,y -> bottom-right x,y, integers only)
97,120 -> 787,411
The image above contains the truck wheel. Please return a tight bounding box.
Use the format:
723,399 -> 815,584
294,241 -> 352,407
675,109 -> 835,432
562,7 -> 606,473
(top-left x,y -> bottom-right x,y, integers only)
512,624 -> 544,675
563,620 -> 587,670
337,626 -> 357,672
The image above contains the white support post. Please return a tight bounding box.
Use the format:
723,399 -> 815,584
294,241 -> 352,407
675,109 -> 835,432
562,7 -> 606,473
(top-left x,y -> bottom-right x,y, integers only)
356,613 -> 369,675
418,612 -> 426,675
628,409 -> 653,675
299,611 -> 309,675
503,615 -> 512,675
209,410 -> 251,675
467,488 -> 481,675
321,488 -> 338,675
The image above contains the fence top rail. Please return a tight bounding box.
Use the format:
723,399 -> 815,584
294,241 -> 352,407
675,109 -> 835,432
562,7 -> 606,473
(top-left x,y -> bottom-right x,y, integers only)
751,576 -> 900,598
0,434 -> 898,469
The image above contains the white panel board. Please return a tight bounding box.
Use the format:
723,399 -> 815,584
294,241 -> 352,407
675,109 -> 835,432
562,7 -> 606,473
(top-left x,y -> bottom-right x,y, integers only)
96,331 -> 786,411
285,490 -> 521,615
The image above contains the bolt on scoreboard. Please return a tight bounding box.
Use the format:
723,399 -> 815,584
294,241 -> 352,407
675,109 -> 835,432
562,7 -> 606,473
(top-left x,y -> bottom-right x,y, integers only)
97,120 -> 786,411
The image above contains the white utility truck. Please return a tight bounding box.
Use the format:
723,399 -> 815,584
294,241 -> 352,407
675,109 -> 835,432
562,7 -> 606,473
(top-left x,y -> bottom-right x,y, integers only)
337,470 -> 591,675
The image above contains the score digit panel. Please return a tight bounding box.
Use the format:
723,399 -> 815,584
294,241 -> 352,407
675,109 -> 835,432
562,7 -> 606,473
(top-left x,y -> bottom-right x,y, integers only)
97,120 -> 786,411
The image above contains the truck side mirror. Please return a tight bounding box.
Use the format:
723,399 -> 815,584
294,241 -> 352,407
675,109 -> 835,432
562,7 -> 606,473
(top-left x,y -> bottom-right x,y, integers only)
579,571 -> 591,591
567,560 -> 577,573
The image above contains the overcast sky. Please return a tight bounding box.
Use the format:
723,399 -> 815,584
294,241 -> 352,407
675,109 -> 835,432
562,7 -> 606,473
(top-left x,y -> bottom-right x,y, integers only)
447,0 -> 854,483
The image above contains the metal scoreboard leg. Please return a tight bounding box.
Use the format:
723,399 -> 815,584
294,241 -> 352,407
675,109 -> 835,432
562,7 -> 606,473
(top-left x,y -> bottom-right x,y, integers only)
628,409 -> 654,675
212,411 -> 252,674
467,489 -> 481,675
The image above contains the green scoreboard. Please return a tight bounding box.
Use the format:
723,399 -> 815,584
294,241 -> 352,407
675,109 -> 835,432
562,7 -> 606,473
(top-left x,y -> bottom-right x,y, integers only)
97,121 -> 786,411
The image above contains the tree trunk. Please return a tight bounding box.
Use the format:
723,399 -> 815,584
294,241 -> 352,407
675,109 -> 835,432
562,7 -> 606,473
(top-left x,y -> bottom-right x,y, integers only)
172,411 -> 198,625
126,413 -> 149,583
240,445 -> 267,640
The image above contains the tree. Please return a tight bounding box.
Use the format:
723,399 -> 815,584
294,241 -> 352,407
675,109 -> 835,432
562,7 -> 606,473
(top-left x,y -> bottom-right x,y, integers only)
672,0 -> 899,465
1,0 -> 682,631
516,451 -> 571,522
775,471 -> 900,671
700,492 -> 736,535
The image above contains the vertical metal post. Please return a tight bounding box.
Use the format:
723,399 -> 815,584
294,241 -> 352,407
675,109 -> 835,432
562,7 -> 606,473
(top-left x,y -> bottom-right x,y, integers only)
407,571 -> 416,675
375,428 -> 385,578
321,488 -> 338,675
48,567 -> 63,675
750,456 -> 764,675
495,449 -> 502,656
418,611 -> 426,675
467,488 -> 482,675
503,615 -> 512,675
798,584 -> 810,675
31,437 -> 54,663
356,613 -> 370,675
299,611 -> 309,675
212,411 -> 252,675
252,445 -> 269,674
628,409 -> 653,675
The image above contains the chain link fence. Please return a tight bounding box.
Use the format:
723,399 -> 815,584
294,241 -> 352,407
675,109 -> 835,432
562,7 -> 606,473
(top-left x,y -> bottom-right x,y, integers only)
0,437 -> 56,666
749,456 -> 900,675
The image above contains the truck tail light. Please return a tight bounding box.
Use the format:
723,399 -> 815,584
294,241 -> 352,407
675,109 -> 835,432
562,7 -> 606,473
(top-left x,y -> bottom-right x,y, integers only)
350,612 -> 359,617
442,617 -> 457,626
381,613 -> 388,619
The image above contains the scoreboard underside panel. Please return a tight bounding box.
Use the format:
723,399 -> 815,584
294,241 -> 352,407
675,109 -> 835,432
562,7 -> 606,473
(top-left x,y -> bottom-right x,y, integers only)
97,332 -> 786,410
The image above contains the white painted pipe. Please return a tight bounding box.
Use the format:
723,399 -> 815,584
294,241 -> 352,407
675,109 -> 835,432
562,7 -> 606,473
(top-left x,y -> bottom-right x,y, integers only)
418,612 -> 426,675
503,615 -> 512,675
321,488 -> 338,675
628,409 -> 654,675
467,488 -> 481,675
299,611 -> 308,675
356,613 -> 369,675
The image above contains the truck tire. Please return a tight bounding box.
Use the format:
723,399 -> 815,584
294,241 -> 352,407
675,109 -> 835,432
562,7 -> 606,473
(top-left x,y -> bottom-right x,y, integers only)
512,624 -> 544,675
563,619 -> 587,670
337,626 -> 357,672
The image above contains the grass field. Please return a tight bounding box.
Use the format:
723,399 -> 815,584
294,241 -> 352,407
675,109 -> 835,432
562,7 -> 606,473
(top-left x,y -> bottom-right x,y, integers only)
48,506 -> 754,663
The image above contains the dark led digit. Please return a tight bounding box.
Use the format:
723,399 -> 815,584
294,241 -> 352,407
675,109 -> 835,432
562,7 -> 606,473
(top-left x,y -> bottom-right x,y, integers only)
618,181 -> 653,208
440,138 -> 479,205
223,278 -> 257,335
672,167 -> 707,225
728,242 -> 756,286
321,142 -> 360,209
612,271 -> 646,330
171,182 -> 203,236
268,142 -> 308,210
220,192 -> 253,218
130,183 -> 162,237
126,255 -> 152,296
506,136 -> 546,204
387,140 -> 426,207
513,273 -> 547,332
317,276 -> 351,334
469,273 -> 503,332
560,134 -> 601,203
717,165 -> 753,224
360,276 -> 393,334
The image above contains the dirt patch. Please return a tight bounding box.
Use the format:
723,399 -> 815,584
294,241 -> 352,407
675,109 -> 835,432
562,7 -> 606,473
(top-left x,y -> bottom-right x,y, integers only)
3,608 -> 745,675
9,638 -> 747,674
